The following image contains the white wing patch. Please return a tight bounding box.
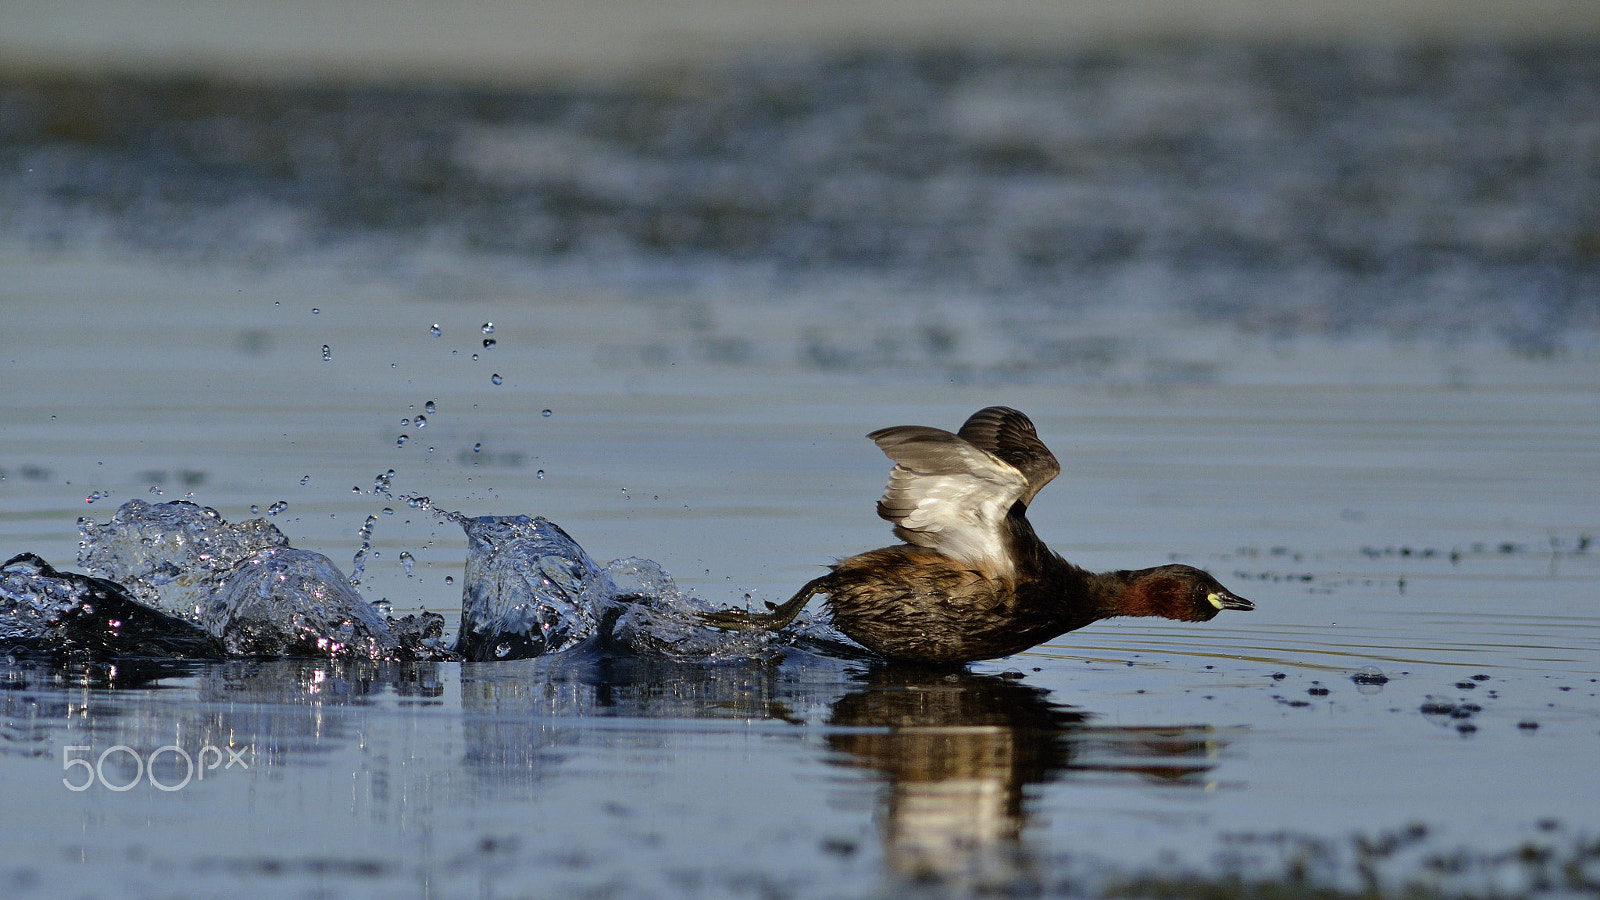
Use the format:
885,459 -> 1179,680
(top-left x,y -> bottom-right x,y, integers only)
869,426 -> 1030,577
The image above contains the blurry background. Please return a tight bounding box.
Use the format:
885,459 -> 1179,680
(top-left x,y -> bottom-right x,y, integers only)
6,1 -> 1600,80
5,1 -> 1599,356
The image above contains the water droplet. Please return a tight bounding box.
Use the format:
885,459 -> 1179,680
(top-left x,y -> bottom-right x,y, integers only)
415,415 -> 427,428
430,324 -> 441,337
536,469 -> 545,479
472,353 -> 480,361
321,344 -> 332,361
382,507 -> 394,515
482,323 -> 495,334
268,500 -> 288,516
148,485 -> 163,496
397,434 -> 409,447
312,307 -> 320,315
351,485 -> 361,493
483,338 -> 496,349
494,642 -> 511,658
1352,666 -> 1389,685
399,551 -> 415,575
425,400 -> 436,414
250,505 -> 260,515
300,475 -> 311,485
444,575 -> 454,585
491,374 -> 503,385
541,409 -> 551,417
400,417 -> 410,427
472,442 -> 482,453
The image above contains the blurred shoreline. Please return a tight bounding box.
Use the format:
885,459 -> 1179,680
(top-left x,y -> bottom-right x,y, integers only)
4,0 -> 1600,83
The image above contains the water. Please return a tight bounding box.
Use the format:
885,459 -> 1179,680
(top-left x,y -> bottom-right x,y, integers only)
3,37 -> 1600,900
0,553 -> 223,659
3,44 -> 1598,356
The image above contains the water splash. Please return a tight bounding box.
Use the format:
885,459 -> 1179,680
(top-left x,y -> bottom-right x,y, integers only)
350,514 -> 379,585
1,552 -> 225,659
452,515 -> 817,663
454,515 -> 609,661
78,498 -> 289,618
32,501 -> 833,666
71,500 -> 447,661
202,547 -> 397,660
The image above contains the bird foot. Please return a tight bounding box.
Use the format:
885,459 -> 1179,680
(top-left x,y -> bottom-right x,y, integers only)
699,608 -> 783,631
700,575 -> 830,633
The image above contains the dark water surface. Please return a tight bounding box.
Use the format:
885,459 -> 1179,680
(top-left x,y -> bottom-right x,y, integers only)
2,40 -> 1600,900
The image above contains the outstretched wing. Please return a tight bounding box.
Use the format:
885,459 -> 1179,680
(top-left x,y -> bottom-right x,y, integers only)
955,406 -> 1059,506
867,422 -> 1031,574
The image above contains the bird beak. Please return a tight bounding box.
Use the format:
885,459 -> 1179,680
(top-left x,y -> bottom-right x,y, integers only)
1208,589 -> 1254,612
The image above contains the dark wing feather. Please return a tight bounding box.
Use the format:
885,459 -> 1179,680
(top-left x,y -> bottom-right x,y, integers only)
955,406 -> 1059,506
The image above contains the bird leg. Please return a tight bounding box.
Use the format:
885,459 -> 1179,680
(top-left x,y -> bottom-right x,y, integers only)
701,576 -> 830,632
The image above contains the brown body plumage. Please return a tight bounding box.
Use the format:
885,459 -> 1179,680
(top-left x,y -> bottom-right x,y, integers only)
704,407 -> 1253,663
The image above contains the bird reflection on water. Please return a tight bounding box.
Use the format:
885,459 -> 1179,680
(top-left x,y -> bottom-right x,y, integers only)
457,651 -> 1234,892
826,667 -> 1229,892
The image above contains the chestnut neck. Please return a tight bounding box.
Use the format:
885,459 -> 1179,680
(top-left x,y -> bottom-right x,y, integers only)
1083,568 -> 1183,621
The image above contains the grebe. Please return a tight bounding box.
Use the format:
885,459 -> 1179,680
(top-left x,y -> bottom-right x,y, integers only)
703,407 -> 1253,663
